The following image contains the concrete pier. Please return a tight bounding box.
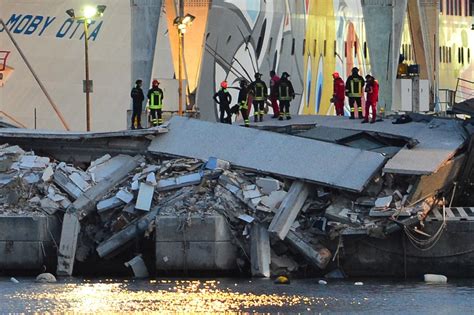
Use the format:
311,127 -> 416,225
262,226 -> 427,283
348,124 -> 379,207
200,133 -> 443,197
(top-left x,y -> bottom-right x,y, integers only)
155,215 -> 237,271
0,215 -> 60,271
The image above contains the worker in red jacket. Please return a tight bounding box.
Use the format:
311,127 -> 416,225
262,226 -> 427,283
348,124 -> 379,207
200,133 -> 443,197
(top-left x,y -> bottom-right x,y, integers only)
362,74 -> 379,123
332,72 -> 345,116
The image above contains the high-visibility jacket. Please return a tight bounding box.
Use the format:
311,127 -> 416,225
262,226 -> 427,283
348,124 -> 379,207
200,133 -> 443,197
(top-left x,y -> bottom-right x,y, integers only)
345,74 -> 365,97
250,80 -> 268,101
147,87 -> 164,109
277,79 -> 295,101
238,86 -> 249,109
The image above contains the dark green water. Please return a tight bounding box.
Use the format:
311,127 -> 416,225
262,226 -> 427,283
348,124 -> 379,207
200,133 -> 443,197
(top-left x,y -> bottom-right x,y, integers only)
1,277 -> 473,314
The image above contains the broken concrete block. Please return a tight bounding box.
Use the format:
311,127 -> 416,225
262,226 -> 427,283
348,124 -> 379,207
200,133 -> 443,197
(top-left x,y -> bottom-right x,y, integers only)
57,213 -> 81,276
260,190 -> 287,210
286,230 -> 332,270
40,198 -> 60,215
69,172 -> 91,192
131,180 -> 139,191
89,154 -> 111,168
250,223 -> 271,278
270,251 -> 298,274
42,165 -> 54,182
35,273 -> 57,283
23,173 -> 40,184
53,171 -> 82,200
157,172 -> 202,192
243,184 -> 257,191
89,155 -> 137,183
268,181 -> 310,240
146,172 -> 157,186
116,189 -> 134,204
238,214 -> 255,223
97,196 -> 123,213
243,189 -> 262,200
123,203 -> 136,214
136,183 -> 154,211
256,177 -> 281,195
124,255 -> 149,278
375,196 -> 393,209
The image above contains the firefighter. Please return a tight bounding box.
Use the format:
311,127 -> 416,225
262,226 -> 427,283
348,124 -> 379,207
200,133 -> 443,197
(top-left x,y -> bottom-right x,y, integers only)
249,73 -> 268,122
332,72 -> 345,116
147,79 -> 164,126
238,80 -> 250,127
130,79 -> 145,129
276,72 -> 295,120
345,67 -> 365,119
362,74 -> 379,124
213,80 -> 232,124
269,70 -> 280,118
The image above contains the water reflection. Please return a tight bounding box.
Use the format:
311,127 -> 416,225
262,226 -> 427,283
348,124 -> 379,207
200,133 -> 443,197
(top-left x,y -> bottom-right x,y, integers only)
11,280 -> 316,313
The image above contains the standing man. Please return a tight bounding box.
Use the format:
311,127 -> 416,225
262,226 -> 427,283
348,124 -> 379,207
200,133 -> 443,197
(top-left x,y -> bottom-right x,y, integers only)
332,72 -> 345,116
345,67 -> 365,119
238,80 -> 250,127
276,72 -> 295,120
147,79 -> 164,126
213,81 -> 232,124
249,73 -> 268,122
130,79 -> 145,129
362,74 -> 379,124
269,70 -> 280,118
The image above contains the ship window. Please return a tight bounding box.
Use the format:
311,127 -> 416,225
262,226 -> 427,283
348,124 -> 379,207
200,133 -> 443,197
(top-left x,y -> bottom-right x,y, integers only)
364,41 -> 367,59
354,41 -> 357,57
280,38 -> 284,52
344,41 -> 347,57
449,47 -> 452,63
303,39 -> 306,56
226,35 -> 232,44
291,38 -> 295,55
439,47 -> 442,63
334,40 -> 337,56
324,40 -> 327,57
268,37 -> 273,52
468,48 -> 471,63
313,39 -> 317,57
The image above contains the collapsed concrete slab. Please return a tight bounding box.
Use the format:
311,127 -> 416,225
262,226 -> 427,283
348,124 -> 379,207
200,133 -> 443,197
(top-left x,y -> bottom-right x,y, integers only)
250,223 -> 271,278
148,117 -> 386,192
268,181 -> 311,240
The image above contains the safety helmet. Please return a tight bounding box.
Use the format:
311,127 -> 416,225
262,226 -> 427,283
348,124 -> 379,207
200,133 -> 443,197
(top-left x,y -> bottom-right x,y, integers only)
281,72 -> 290,79
365,74 -> 373,80
135,79 -> 143,85
152,79 -> 159,87
254,73 -> 262,79
220,81 -> 228,89
352,67 -> 359,74
239,80 -> 248,88
332,72 -> 340,79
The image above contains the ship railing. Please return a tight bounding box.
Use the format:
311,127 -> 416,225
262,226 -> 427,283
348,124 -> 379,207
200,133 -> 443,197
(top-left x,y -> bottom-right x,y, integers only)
454,77 -> 474,104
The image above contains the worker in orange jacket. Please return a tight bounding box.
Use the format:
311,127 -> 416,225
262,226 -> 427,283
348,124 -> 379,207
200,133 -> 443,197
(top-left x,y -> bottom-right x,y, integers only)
362,74 -> 379,124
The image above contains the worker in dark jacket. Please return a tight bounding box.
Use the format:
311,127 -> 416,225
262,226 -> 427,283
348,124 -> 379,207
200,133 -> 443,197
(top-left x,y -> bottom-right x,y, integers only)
213,81 -> 232,124
249,73 -> 268,122
130,79 -> 145,129
147,79 -> 164,126
332,72 -> 345,116
276,72 -> 295,120
238,80 -> 250,127
345,67 -> 365,119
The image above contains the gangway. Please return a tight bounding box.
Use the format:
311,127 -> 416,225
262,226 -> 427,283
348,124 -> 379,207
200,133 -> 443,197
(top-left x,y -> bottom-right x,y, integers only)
451,78 -> 474,116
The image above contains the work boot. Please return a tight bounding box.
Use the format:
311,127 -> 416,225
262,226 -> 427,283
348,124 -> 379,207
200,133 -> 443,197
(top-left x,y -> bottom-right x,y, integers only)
272,115 -> 279,119
254,116 -> 258,123
278,116 -> 283,121
131,125 -> 136,130
286,116 -> 291,120
259,115 -> 263,122
370,120 -> 375,124
137,125 -> 143,129
361,120 -> 368,124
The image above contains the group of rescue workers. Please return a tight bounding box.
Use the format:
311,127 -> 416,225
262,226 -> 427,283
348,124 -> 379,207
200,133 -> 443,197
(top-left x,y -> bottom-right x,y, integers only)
333,67 -> 380,123
129,66 -> 379,129
213,71 -> 296,127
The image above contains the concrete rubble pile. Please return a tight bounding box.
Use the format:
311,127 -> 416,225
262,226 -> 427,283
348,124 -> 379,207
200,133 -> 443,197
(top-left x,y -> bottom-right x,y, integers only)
0,141 -> 457,278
